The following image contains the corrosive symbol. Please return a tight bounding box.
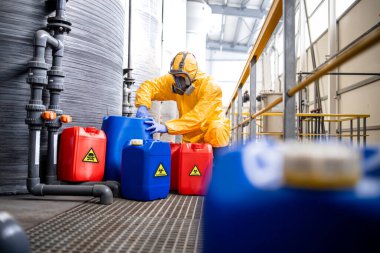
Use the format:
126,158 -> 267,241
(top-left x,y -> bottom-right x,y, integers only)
154,163 -> 168,177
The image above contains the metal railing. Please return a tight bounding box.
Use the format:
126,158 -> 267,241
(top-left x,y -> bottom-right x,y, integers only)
225,0 -> 380,146
248,112 -> 369,146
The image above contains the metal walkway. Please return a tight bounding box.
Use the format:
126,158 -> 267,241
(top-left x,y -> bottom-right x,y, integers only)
27,194 -> 204,253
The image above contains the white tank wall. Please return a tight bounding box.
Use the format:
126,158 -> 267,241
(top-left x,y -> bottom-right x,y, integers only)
159,0 -> 187,142
186,0 -> 211,70
122,0 -> 163,123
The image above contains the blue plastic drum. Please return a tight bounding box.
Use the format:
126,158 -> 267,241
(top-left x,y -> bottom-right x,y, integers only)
101,116 -> 152,181
204,143 -> 380,253
121,139 -> 171,201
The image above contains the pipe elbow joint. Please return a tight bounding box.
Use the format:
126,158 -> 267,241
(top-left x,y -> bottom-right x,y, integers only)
93,185 -> 113,205
34,30 -> 50,47
56,40 -> 64,51
27,179 -> 43,196
34,30 -> 60,49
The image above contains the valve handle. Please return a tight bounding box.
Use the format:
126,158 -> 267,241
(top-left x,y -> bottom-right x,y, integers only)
60,115 -> 72,123
41,111 -> 57,120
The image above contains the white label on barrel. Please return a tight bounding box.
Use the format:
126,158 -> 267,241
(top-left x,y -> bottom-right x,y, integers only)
54,133 -> 58,164
35,131 -> 40,165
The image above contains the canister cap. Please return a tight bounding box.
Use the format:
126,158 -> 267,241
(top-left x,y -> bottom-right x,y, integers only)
130,139 -> 143,146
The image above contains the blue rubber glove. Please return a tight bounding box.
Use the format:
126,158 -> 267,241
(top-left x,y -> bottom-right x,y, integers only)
144,119 -> 168,134
136,105 -> 150,118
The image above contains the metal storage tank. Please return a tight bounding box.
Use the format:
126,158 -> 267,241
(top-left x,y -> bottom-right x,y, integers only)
0,0 -> 124,194
127,0 -> 162,121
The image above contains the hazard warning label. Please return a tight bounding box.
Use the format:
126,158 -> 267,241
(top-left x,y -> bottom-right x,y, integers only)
82,148 -> 99,163
154,163 -> 168,177
189,165 -> 201,176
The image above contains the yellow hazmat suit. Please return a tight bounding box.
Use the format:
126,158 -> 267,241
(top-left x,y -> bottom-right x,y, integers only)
135,52 -> 230,147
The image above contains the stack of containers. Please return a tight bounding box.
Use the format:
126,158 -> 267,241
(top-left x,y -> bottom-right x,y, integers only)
170,143 -> 213,195
58,126 -> 106,182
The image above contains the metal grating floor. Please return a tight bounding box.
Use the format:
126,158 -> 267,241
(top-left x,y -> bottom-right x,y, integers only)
26,194 -> 204,253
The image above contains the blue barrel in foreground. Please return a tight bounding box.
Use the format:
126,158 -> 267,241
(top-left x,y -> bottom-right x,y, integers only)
102,116 -> 152,181
204,141 -> 380,253
121,139 -> 171,201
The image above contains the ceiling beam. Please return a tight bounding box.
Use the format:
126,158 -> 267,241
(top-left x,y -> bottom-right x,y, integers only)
232,17 -> 243,48
207,40 -> 249,53
209,4 -> 265,19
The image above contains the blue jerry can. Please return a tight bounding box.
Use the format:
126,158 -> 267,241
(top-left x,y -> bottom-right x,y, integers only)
121,139 -> 171,201
204,142 -> 380,253
101,116 -> 152,181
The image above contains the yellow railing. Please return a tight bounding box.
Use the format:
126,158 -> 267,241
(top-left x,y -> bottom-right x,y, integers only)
225,0 -> 380,145
225,0 -> 282,113
241,113 -> 370,144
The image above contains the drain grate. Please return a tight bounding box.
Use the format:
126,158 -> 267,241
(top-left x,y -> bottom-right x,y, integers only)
27,194 -> 204,253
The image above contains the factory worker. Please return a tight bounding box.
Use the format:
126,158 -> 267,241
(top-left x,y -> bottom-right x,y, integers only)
135,51 -> 230,157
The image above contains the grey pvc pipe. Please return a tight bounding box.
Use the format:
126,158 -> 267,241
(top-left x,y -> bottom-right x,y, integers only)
30,184 -> 113,205
26,0 -> 114,205
33,30 -> 62,50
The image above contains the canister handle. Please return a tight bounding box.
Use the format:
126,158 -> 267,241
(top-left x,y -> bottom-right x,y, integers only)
192,143 -> 203,149
85,127 -> 98,134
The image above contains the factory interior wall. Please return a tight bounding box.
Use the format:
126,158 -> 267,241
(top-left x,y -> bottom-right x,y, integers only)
337,0 -> 380,144
300,0 -> 379,144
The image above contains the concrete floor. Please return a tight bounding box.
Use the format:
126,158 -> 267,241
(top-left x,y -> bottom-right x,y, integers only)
0,194 -> 92,229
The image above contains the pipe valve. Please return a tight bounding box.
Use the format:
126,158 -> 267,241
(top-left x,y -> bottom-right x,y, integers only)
60,115 -> 72,123
41,111 -> 57,120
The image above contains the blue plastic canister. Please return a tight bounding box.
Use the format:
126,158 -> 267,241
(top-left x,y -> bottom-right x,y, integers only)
121,139 -> 171,201
101,116 -> 152,181
204,143 -> 380,253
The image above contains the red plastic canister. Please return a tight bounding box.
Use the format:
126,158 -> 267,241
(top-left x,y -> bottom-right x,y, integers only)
58,126 -> 106,182
170,143 -> 181,191
178,143 -> 213,195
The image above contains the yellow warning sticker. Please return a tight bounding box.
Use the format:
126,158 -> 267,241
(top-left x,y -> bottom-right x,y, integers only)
189,165 -> 201,176
154,163 -> 168,177
82,148 -> 99,163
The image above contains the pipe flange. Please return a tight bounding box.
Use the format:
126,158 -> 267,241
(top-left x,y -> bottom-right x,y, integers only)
46,84 -> 64,91
44,120 -> 62,128
27,61 -> 49,70
47,17 -> 72,33
26,76 -> 48,85
124,77 -> 135,83
25,104 -> 46,111
25,117 -> 44,126
47,16 -> 72,26
48,108 -> 63,115
47,70 -> 65,77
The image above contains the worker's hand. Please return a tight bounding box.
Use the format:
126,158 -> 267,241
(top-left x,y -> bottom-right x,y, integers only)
136,105 -> 150,118
144,119 -> 168,134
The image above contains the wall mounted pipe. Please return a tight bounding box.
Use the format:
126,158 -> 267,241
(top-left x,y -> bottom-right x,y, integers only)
45,13 -> 68,184
25,0 -> 113,205
123,0 -> 135,117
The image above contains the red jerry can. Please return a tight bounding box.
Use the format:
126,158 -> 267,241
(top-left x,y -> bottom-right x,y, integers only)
170,143 -> 181,191
179,143 -> 213,195
58,126 -> 106,182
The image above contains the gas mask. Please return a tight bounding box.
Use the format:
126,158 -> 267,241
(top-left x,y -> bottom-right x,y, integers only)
171,73 -> 195,95
169,52 -> 197,95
